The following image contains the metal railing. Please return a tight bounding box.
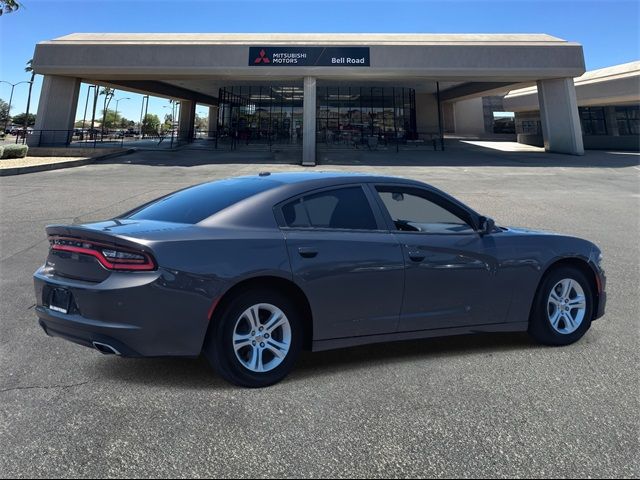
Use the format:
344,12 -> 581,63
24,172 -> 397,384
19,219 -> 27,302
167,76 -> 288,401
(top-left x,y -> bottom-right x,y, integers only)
202,130 -> 302,151
316,130 -> 444,152
3,128 -> 446,153
5,129 -> 187,149
193,129 -> 445,152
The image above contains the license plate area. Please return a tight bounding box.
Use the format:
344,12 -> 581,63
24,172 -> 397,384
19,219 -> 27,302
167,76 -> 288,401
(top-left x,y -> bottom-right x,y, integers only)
49,288 -> 72,314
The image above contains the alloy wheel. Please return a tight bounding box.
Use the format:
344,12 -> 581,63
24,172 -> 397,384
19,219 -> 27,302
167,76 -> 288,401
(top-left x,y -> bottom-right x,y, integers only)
232,303 -> 292,373
547,278 -> 587,335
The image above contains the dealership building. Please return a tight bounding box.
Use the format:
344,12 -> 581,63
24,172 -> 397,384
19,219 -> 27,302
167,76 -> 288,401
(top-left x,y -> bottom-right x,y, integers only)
30,33 -> 590,164
504,61 -> 640,151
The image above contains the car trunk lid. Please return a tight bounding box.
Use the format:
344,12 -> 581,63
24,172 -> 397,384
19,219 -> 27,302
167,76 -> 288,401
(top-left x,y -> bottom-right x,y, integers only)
44,220 -> 180,282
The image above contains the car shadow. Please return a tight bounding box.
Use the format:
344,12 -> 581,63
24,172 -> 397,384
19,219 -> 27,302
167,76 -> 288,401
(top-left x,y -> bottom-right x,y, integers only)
93,332 -> 536,389
95,139 -> 639,169
92,355 -> 235,390
289,332 -> 535,382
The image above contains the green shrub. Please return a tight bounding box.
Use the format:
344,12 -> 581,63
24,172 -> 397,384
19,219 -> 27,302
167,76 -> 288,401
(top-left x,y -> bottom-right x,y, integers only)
1,144 -> 28,159
0,146 -> 4,159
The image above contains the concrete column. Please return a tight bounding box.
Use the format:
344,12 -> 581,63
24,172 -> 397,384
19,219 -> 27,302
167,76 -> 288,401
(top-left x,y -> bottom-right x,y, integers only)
29,75 -> 81,146
537,78 -> 584,155
208,105 -> 218,138
452,97 -> 485,135
302,76 -> 316,166
178,100 -> 196,142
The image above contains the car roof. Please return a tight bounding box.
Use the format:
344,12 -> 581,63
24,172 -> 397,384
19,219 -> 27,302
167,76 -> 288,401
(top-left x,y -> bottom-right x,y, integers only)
197,171 -> 450,229
232,171 -> 420,187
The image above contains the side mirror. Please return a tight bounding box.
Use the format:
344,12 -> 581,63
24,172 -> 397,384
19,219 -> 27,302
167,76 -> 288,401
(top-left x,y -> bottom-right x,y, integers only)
478,216 -> 495,235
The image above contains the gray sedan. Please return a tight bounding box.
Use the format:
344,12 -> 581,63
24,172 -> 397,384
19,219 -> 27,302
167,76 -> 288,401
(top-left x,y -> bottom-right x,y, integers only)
33,172 -> 606,387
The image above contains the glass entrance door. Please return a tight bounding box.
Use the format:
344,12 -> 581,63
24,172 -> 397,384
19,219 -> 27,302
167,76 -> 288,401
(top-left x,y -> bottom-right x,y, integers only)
218,86 -> 303,146
315,86 -> 417,148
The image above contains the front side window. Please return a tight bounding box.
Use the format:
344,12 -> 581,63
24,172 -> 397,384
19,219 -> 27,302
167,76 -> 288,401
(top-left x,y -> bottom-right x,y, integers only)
376,187 -> 474,234
281,186 -> 378,230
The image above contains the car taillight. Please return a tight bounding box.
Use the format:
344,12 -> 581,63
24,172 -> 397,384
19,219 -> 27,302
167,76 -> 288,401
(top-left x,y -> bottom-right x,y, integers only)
49,236 -> 156,271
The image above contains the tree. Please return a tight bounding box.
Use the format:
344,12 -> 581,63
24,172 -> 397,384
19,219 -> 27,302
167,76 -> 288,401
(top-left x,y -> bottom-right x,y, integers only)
101,109 -> 123,130
141,113 -> 160,135
0,99 -> 9,126
99,87 -> 115,134
0,0 -> 20,15
24,59 -> 36,131
11,112 -> 36,127
163,113 -> 173,132
195,113 -> 208,131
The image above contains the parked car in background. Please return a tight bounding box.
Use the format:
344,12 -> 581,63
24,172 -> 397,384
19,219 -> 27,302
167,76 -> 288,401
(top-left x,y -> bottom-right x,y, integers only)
15,128 -> 33,138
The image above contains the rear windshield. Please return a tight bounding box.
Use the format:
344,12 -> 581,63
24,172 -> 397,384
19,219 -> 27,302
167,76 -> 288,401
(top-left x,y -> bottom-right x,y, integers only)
124,177 -> 279,224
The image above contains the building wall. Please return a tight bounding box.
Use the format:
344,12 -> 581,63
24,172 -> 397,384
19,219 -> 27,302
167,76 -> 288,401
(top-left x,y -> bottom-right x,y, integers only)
482,96 -> 507,132
453,97 -> 485,135
504,64 -> 640,111
415,93 -> 440,134
442,102 -> 455,133
514,104 -> 640,151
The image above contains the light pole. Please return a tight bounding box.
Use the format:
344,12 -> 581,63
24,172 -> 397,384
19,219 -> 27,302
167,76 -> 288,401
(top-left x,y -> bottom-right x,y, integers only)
89,87 -> 99,142
197,109 -> 207,138
139,95 -> 149,138
81,85 -> 96,140
113,97 -> 130,146
173,101 -> 179,147
1,80 -> 32,133
163,101 -> 177,147
113,97 -> 130,131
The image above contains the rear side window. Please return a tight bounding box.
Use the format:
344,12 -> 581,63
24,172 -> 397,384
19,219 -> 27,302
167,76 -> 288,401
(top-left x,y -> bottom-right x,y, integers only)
281,186 -> 378,230
125,177 -> 279,224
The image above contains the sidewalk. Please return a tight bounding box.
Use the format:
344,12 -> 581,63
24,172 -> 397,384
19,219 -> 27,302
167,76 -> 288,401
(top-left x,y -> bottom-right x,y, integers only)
0,148 -> 135,176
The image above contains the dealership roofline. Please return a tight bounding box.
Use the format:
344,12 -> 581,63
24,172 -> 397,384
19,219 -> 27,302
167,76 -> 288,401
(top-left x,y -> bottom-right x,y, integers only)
43,32 -> 579,47
506,61 -> 640,98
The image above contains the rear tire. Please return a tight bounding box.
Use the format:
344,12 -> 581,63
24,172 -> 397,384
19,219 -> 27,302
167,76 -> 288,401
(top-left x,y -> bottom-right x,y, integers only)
528,266 -> 593,346
203,288 -> 303,388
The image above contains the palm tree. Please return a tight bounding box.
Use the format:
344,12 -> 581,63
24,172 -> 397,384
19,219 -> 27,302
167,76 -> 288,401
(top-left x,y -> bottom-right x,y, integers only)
99,87 -> 115,137
23,59 -> 35,136
1,0 -> 21,16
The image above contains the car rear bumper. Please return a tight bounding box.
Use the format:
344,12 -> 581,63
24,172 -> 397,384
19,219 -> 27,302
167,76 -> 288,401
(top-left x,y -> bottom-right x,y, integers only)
37,307 -> 142,357
33,265 -> 217,357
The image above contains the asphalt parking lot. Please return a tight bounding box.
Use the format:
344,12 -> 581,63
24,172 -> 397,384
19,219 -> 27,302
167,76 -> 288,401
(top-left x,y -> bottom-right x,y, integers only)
1,145 -> 639,478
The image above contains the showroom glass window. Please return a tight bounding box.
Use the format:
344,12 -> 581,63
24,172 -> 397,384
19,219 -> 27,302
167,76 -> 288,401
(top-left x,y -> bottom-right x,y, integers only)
315,86 -> 417,146
216,85 -> 417,146
579,107 -> 608,135
281,187 -> 378,230
518,120 -> 541,135
217,86 -> 304,145
375,187 -> 474,234
615,106 -> 639,135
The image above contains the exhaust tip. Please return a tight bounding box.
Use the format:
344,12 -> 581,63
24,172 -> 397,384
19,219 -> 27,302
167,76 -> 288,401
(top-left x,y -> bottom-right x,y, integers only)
92,342 -> 121,356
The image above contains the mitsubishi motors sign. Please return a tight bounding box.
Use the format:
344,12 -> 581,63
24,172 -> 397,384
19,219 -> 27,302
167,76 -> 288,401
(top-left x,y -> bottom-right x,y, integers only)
249,47 -> 370,67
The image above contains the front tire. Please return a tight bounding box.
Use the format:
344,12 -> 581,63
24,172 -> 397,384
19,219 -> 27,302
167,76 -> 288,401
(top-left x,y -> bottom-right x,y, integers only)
203,288 -> 303,388
528,266 -> 594,346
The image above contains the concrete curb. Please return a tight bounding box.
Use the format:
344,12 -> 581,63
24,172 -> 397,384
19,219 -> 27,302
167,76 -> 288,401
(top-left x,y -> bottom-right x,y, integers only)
0,148 -> 137,176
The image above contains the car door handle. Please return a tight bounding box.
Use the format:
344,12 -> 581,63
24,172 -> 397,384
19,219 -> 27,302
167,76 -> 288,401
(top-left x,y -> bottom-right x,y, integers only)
408,251 -> 426,262
298,247 -> 318,258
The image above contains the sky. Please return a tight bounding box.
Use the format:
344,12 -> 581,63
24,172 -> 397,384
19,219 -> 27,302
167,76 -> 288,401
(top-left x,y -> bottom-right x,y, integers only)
0,0 -> 638,123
